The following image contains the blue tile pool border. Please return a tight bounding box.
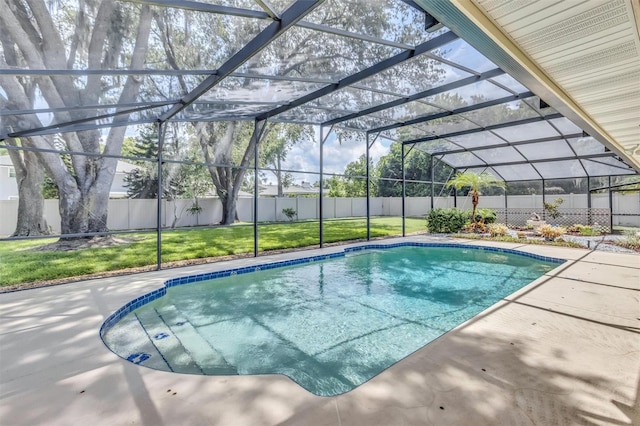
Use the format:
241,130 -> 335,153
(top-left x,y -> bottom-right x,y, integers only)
99,242 -> 565,337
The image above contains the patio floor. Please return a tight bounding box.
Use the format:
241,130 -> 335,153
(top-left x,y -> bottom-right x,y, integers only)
1,237 -> 638,425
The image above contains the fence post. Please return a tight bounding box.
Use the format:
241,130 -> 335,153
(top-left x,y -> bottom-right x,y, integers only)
504,185 -> 508,227
608,176 -> 613,232
587,178 -> 592,225
401,143 -> 406,237
541,179 -> 546,222
156,122 -> 166,270
430,155 -> 434,210
366,133 -> 370,240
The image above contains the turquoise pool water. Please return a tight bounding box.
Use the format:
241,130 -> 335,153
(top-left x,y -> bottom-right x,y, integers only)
102,245 -> 561,396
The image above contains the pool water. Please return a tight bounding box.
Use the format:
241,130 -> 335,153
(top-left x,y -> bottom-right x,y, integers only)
103,246 -> 560,396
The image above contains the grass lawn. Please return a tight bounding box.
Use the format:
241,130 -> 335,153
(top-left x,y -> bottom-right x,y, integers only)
0,217 -> 426,287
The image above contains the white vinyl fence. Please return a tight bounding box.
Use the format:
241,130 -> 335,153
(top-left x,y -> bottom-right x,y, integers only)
1,193 -> 638,236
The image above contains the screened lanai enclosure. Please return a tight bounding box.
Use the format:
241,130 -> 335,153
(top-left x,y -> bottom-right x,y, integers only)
1,0 -> 639,284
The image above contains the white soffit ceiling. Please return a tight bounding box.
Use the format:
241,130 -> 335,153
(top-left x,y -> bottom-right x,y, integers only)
470,0 -> 640,168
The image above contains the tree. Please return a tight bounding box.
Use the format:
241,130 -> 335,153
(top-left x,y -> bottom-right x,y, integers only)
150,1 -> 447,224
195,120 -> 260,225
3,138 -> 49,236
342,155 -> 375,197
0,100 -> 49,237
124,124 -> 212,227
148,6 -> 269,225
123,126 -> 160,199
376,143 -> 453,197
0,0 -> 153,245
259,124 -> 310,197
445,171 -> 506,225
325,175 -> 346,197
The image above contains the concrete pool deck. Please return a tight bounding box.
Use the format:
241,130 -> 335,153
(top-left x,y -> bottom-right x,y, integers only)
1,237 -> 638,425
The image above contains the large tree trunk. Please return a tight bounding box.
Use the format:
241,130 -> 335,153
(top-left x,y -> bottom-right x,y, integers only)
0,0 -> 153,247
9,149 -> 49,236
219,190 -> 238,225
54,134 -> 125,238
197,121 -> 266,226
0,104 -> 50,236
59,187 -> 87,235
276,155 -> 284,198
213,165 -> 245,225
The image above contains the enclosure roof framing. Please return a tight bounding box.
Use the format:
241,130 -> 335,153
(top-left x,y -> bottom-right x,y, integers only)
255,31 -> 459,121
0,0 -> 638,182
417,0 -> 640,172
402,113 -> 564,145
431,133 -> 585,157
365,89 -> 533,134
324,68 -> 505,127
125,0 -> 273,19
158,0 -> 324,122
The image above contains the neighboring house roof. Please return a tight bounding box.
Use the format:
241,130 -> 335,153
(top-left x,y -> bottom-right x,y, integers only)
0,156 -> 138,199
116,160 -> 139,173
0,155 -> 13,167
259,184 -> 319,197
0,155 -> 138,173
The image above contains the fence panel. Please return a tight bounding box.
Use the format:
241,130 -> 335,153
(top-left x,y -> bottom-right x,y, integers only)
333,198 -> 350,218
298,198 -> 317,220
495,208 -> 611,232
107,199 -> 130,230
275,198 -> 297,222
128,199 -> 156,230
2,193 -> 638,236
388,198 -> 402,216
257,198 -> 275,222
352,198 -> 366,217
237,198 -> 252,222
369,198 -> 384,216
406,197 -> 429,217
322,198 -> 336,219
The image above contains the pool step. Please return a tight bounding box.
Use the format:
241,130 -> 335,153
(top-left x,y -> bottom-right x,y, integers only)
102,314 -> 172,372
157,305 -> 237,375
135,309 -> 202,374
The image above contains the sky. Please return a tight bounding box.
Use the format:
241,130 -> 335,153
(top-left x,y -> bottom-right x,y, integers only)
271,130 -> 394,185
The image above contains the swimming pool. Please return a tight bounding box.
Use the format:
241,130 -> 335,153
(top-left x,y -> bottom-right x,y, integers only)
101,243 -> 564,396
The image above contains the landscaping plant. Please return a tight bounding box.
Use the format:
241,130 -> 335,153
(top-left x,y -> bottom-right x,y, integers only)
615,230 -> 640,251
282,208 -> 297,222
445,171 -> 505,227
487,223 -> 509,237
543,198 -> 564,220
426,208 -> 469,233
538,224 -> 567,241
474,208 -> 497,225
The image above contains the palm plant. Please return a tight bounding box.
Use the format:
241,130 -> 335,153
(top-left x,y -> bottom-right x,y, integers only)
446,171 -> 506,226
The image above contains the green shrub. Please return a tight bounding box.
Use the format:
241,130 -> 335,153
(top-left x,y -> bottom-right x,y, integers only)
426,208 -> 469,233
579,226 -> 599,236
282,207 -> 297,221
568,224 -> 600,236
474,208 -> 497,224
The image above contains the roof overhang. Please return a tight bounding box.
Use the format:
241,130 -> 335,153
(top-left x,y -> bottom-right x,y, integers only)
418,0 -> 640,173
